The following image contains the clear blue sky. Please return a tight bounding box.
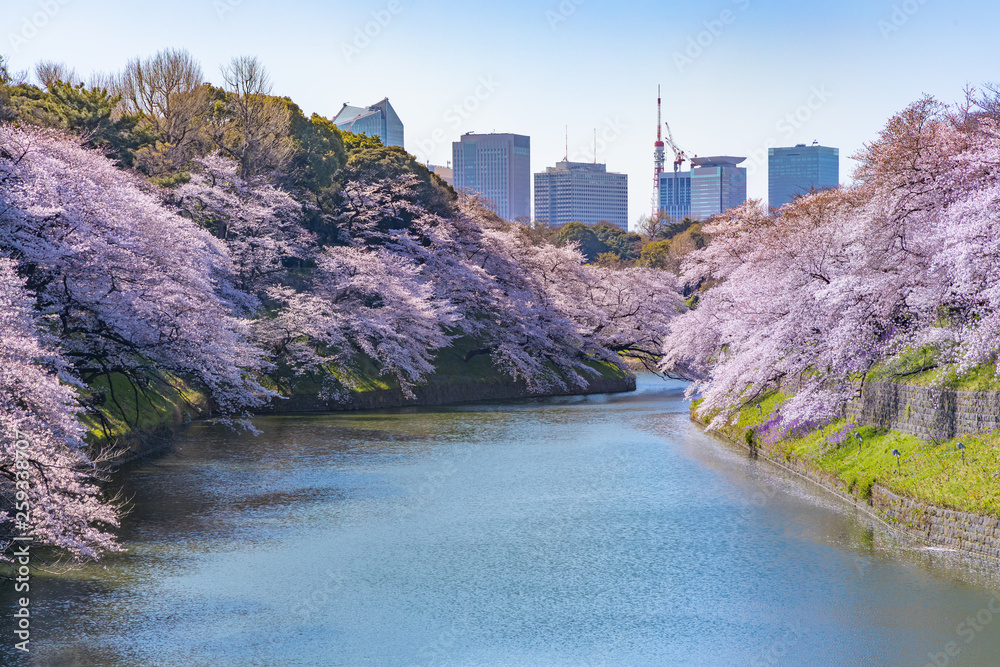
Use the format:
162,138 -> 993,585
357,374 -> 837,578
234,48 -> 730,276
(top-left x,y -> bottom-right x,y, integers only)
5,0 -> 999,229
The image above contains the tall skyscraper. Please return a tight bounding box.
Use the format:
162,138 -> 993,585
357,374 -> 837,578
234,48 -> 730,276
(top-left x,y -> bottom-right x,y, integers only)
768,143 -> 839,209
534,161 -> 628,231
657,171 -> 691,222
690,156 -> 747,220
333,98 -> 404,148
452,132 -> 531,221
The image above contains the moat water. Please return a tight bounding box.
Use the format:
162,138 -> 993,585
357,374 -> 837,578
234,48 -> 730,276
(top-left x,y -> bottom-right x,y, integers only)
8,375 -> 1000,666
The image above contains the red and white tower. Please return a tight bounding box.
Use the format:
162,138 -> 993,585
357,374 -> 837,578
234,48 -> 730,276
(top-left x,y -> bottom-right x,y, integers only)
653,86 -> 665,216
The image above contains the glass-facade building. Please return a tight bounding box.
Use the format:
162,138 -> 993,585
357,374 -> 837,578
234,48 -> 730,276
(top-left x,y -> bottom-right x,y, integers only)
689,156 -> 747,220
333,98 -> 404,148
657,171 -> 691,221
768,144 -> 839,209
534,161 -> 628,231
453,132 -> 531,221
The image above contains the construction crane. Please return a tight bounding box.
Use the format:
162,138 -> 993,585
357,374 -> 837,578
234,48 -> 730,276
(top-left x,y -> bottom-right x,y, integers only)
662,120 -> 691,176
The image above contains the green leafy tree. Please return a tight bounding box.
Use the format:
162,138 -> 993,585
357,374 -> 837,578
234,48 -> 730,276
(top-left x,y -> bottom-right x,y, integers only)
9,81 -> 152,166
0,56 -> 13,123
338,142 -> 455,216
595,251 -> 628,268
672,223 -> 707,253
640,224 -> 707,273
640,239 -> 672,269
554,222 -> 607,263
342,130 -> 384,154
285,106 -> 347,195
592,222 -> 643,262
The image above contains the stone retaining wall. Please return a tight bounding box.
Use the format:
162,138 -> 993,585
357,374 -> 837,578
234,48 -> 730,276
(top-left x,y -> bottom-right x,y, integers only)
699,416 -> 1000,563
721,378 -> 1000,560
872,486 -> 1000,561
845,382 -> 1000,441
842,381 -> 1000,558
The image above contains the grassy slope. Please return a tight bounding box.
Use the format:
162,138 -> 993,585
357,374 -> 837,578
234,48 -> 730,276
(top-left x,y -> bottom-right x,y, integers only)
867,346 -> 1000,391
84,343 -> 631,451
424,341 -> 632,388
81,370 -> 210,448
701,392 -> 1000,518
275,337 -> 631,399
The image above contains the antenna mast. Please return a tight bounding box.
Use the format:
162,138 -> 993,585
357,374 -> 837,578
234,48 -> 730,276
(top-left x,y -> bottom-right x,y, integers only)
653,86 -> 666,216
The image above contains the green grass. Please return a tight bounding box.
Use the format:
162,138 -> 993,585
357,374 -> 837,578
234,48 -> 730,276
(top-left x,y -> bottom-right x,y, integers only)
80,369 -> 209,447
703,393 -> 1000,518
867,345 -> 1000,391
272,338 -> 510,398
277,337 -> 631,398
274,355 -> 396,398
425,339 -> 511,385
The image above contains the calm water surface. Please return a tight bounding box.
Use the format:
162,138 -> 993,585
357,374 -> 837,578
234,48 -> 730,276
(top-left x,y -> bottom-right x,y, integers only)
7,375 -> 1000,666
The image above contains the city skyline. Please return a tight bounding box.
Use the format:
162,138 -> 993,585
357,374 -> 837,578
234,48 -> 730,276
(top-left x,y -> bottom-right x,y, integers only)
6,0 -> 1000,229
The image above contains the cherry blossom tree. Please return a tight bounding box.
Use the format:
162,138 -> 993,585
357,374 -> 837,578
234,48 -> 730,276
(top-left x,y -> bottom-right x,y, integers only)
572,266 -> 683,372
471,220 -> 683,384
662,96 -> 1000,430
261,176 -> 683,394
168,153 -> 311,295
927,115 -> 1000,373
0,258 -> 119,562
0,125 -> 271,414
259,246 -> 456,397
0,83 -> 687,562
